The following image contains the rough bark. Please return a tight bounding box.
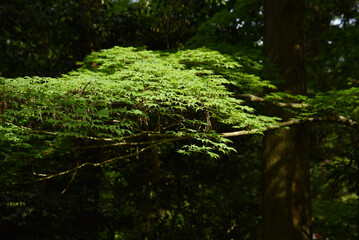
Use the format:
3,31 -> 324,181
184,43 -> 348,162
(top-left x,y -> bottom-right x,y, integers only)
262,1 -> 311,240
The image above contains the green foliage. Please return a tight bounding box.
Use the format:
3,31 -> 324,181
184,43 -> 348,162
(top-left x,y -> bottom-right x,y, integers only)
305,87 -> 359,119
1,47 -> 276,183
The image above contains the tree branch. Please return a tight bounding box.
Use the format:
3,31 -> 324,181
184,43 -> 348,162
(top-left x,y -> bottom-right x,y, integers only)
238,94 -> 307,108
7,146 -> 152,185
61,158 -> 80,194
220,115 -> 358,138
50,135 -> 190,150
7,136 -> 190,185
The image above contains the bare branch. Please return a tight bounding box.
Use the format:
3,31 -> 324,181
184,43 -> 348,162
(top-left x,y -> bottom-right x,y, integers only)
220,129 -> 261,137
220,116 -> 358,138
238,94 -> 307,108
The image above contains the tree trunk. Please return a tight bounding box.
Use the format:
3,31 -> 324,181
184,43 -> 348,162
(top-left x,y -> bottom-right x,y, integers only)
262,1 -> 311,240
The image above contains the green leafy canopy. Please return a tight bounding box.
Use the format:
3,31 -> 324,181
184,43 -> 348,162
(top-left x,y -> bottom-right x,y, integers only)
1,47 -> 277,165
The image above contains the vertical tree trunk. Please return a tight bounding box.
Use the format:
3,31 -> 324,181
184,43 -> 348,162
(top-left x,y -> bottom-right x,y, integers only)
262,1 -> 311,240
144,144 -> 160,240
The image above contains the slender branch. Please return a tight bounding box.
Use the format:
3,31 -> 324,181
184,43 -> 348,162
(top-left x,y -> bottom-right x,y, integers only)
121,131 -> 183,140
322,115 -> 359,128
5,120 -> 58,136
9,120 -> 185,142
61,158 -> 80,194
50,141 -> 154,150
50,136 -> 188,150
6,146 -> 153,185
238,94 -> 307,108
220,116 -> 358,138
32,165 -> 49,177
220,129 -> 261,137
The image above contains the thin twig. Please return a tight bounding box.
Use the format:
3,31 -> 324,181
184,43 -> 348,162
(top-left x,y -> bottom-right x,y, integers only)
61,158 -> 80,194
